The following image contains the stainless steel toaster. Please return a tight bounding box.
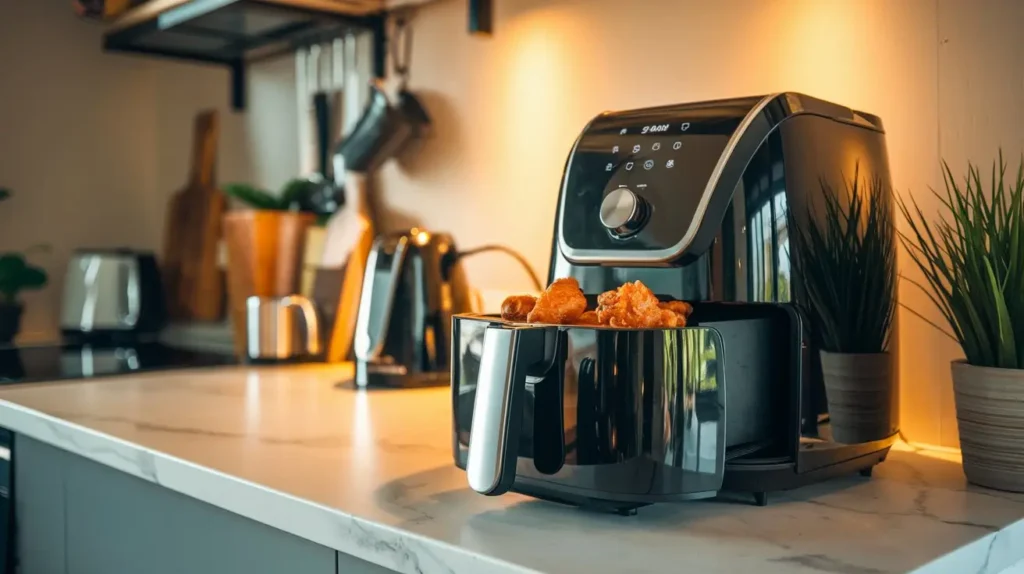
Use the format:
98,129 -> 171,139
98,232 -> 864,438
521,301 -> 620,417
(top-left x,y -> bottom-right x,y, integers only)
60,249 -> 166,338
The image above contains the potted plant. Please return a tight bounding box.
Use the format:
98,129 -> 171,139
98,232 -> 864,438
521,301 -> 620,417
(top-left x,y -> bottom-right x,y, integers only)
792,169 -> 898,444
900,153 -> 1024,492
220,180 -> 324,352
0,189 -> 48,343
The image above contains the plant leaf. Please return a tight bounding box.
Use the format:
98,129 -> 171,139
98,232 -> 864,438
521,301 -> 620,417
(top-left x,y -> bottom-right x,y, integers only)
221,184 -> 284,210
898,151 -> 1024,367
985,258 -> 1017,366
280,178 -> 314,211
792,168 -> 895,353
0,254 -> 28,301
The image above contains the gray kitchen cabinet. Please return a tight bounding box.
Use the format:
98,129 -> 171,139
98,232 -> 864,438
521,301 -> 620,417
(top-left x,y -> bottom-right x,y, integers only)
15,435 -> 67,574
337,552 -> 394,574
15,436 -> 388,574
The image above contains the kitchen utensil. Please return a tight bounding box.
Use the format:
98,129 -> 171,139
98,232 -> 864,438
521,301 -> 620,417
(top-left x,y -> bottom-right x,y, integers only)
245,295 -> 321,361
300,226 -> 327,297
318,172 -> 376,363
161,110 -> 226,322
335,18 -> 429,175
223,211 -> 316,356
60,249 -> 166,339
452,93 -> 899,512
301,44 -> 346,218
310,266 -> 345,351
353,228 -> 473,387
307,89 -> 344,215
333,82 -> 430,173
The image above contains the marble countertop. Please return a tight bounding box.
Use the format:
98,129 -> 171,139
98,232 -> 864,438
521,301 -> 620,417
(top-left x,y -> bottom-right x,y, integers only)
0,364 -> 1021,574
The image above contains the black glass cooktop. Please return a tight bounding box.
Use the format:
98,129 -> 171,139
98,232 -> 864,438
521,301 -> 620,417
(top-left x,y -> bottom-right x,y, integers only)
0,341 -> 236,384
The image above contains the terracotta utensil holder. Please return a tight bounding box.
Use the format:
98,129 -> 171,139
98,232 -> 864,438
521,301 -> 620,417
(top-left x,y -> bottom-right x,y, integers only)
223,210 -> 316,354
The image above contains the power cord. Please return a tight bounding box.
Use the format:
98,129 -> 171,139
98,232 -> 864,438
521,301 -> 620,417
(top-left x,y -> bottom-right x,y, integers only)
456,244 -> 544,292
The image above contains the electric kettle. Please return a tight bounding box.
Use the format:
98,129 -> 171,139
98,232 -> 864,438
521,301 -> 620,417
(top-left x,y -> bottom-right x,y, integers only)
353,229 -> 473,388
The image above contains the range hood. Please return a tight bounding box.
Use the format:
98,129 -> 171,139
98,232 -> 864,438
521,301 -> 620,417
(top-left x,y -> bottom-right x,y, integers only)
103,0 -> 386,110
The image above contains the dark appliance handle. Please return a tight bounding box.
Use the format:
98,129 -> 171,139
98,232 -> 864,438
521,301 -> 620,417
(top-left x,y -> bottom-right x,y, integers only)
531,330 -> 567,475
467,326 -> 547,496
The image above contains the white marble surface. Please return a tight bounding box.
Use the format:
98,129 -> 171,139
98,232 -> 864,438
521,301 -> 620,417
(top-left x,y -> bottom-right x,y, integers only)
0,365 -> 1021,574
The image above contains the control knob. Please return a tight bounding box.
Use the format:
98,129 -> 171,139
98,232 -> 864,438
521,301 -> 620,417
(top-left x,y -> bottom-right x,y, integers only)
599,188 -> 648,237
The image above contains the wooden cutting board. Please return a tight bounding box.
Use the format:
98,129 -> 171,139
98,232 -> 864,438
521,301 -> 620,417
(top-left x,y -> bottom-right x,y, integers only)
162,110 -> 226,322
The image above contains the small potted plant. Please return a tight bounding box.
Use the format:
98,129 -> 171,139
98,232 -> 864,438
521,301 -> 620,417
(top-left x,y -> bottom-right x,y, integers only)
0,189 -> 48,343
900,153 -> 1024,492
792,169 -> 898,444
220,180 -> 326,351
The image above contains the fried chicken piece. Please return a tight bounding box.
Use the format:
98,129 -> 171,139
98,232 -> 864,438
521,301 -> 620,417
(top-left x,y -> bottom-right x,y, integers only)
526,277 -> 587,325
596,281 -> 688,328
500,295 -> 537,322
659,300 -> 693,319
576,310 -> 601,326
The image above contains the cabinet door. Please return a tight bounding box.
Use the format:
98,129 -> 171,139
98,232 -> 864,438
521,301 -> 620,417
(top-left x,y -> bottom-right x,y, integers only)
337,551 -> 396,574
15,436 -> 67,574
59,445 -> 336,574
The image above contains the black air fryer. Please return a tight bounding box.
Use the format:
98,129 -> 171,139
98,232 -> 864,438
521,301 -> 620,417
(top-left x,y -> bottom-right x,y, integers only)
451,93 -> 899,513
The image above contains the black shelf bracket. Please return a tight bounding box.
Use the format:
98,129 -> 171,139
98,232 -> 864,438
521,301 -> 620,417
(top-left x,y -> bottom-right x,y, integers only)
370,14 -> 387,79
469,0 -> 493,35
229,60 -> 246,111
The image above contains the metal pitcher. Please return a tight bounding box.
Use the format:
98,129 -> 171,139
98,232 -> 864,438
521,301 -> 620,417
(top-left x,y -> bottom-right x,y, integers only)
245,295 -> 321,361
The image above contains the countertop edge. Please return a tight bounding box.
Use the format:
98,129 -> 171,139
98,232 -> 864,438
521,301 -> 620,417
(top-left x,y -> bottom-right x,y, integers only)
911,516 -> 1024,574
0,399 -> 540,574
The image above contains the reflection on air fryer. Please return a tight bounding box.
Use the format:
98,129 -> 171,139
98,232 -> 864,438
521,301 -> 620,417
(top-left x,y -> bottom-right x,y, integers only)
500,278 -> 693,328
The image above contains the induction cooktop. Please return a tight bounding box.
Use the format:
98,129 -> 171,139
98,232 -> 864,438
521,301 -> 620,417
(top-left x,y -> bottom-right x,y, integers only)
0,341 -> 235,384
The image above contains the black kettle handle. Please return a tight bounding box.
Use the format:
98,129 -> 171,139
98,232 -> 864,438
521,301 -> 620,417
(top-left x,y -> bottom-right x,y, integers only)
466,326 -> 547,495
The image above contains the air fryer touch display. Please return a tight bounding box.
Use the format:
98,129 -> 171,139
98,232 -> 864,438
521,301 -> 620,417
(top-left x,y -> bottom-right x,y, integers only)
560,100 -> 757,255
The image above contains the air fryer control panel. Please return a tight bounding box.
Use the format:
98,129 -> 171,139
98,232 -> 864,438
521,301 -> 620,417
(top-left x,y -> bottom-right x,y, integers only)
559,97 -> 762,258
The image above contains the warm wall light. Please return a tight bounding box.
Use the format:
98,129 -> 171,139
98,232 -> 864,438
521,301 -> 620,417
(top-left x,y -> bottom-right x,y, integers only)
469,0 -> 493,35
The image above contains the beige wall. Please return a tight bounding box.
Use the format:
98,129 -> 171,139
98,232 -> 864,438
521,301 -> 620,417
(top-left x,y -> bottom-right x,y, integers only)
149,58 -> 300,252
929,0 -> 1024,446
374,0 -> 1022,448
0,1 -> 298,343
0,2 -> 159,342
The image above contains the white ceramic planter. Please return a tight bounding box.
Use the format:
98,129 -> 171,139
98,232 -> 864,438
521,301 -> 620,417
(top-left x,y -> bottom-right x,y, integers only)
820,351 -> 896,444
951,360 -> 1024,492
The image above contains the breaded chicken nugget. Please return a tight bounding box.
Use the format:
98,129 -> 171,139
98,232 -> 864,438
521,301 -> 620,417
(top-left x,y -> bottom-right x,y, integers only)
527,277 -> 587,324
500,295 -> 537,322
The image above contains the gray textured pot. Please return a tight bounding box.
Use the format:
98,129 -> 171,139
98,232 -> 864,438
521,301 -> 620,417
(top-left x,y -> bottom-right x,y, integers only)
820,351 -> 895,444
951,361 -> 1024,492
